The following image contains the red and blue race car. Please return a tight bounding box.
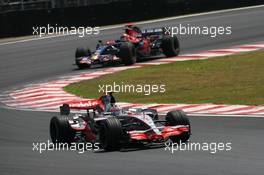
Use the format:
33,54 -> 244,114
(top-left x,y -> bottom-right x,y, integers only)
75,24 -> 180,69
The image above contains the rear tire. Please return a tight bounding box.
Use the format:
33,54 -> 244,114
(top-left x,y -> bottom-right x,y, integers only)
165,110 -> 190,143
161,36 -> 180,57
50,116 -> 75,144
99,117 -> 123,151
118,42 -> 136,65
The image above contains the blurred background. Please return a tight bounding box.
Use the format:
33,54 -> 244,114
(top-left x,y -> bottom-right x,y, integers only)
0,0 -> 263,38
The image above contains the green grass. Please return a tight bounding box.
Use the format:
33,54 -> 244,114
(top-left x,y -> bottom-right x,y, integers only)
64,51 -> 264,105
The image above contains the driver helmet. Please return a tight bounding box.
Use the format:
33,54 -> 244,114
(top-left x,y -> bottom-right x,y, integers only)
124,24 -> 141,37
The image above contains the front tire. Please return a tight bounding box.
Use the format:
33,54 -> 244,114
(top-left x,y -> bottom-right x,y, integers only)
161,36 -> 180,57
99,117 -> 123,151
75,47 -> 91,69
76,63 -> 89,69
50,116 -> 75,144
75,47 -> 91,58
165,110 -> 190,143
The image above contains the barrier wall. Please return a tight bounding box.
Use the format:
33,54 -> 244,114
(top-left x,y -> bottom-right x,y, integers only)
0,0 -> 263,38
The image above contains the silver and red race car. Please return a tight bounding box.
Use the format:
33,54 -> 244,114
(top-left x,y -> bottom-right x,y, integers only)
75,24 -> 180,69
49,97 -> 191,151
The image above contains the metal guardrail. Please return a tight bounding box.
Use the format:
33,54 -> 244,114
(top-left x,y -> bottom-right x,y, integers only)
0,0 -> 132,13
0,0 -> 52,12
0,0 -> 263,38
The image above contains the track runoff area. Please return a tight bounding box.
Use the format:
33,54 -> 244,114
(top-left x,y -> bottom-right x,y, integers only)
1,42 -> 263,117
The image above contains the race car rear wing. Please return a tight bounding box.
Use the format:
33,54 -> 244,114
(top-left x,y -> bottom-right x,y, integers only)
141,28 -> 168,37
60,103 -> 97,118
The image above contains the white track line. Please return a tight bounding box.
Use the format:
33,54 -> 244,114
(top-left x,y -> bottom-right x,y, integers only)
181,104 -> 219,112
220,106 -> 264,115
192,105 -> 249,113
6,97 -> 78,107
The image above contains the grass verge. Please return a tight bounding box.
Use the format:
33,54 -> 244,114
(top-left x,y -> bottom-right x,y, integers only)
64,51 -> 264,105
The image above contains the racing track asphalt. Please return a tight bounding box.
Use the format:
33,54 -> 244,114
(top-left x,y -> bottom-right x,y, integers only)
0,6 -> 264,175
